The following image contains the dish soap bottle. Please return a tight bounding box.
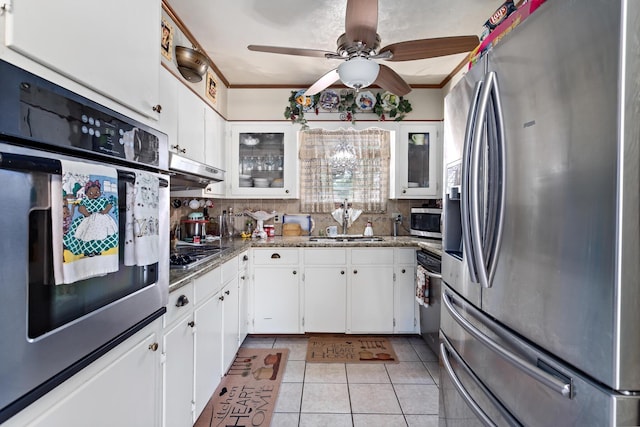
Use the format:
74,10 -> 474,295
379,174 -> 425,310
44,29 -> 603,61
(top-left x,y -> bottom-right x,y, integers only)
364,220 -> 374,237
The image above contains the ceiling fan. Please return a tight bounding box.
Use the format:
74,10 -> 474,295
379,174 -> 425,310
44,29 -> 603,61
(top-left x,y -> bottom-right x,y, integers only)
247,0 -> 479,97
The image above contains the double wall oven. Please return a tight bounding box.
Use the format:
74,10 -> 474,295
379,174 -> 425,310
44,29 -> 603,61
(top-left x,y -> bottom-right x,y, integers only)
0,59 -> 169,423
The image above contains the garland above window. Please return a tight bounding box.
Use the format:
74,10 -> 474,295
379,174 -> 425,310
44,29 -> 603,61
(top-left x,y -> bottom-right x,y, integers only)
284,89 -> 412,128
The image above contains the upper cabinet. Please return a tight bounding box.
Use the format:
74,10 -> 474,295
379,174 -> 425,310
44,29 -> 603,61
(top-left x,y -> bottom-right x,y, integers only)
228,123 -> 298,198
5,0 -> 161,119
175,86 -> 206,160
391,123 -> 443,199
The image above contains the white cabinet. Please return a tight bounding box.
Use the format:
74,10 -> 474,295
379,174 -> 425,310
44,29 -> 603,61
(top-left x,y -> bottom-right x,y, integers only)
303,249 -> 348,332
221,277 -> 240,371
5,0 -> 160,118
205,108 -> 225,171
163,283 -> 195,427
394,249 -> 419,333
7,320 -> 162,427
252,249 -> 301,333
391,123 -> 443,199
238,251 -> 251,343
158,67 -> 179,152
349,248 -> 395,334
175,88 -> 206,161
229,123 -> 298,198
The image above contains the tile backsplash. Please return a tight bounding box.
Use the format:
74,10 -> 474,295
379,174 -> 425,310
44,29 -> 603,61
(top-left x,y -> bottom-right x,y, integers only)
170,198 -> 437,237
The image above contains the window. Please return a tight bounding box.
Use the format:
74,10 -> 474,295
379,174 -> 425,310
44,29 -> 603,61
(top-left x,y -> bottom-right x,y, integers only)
299,128 -> 390,213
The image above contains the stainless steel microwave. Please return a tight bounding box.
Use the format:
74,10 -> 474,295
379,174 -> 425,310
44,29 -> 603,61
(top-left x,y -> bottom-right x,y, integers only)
410,207 -> 442,239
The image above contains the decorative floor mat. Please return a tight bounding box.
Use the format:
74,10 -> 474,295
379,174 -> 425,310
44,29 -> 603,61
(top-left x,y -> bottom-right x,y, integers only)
194,348 -> 289,427
306,335 -> 399,363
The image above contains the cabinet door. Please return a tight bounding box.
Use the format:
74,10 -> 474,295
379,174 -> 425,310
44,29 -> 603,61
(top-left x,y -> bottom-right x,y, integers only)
193,294 -> 223,418
394,265 -> 418,333
253,267 -> 300,333
176,88 -> 205,161
6,0 -> 160,118
163,315 -> 195,427
393,123 -> 443,198
350,266 -> 394,333
229,123 -> 297,198
238,267 -> 250,343
203,108 -> 226,196
222,277 -> 240,372
304,266 -> 347,332
26,329 -> 160,427
158,68 -> 179,153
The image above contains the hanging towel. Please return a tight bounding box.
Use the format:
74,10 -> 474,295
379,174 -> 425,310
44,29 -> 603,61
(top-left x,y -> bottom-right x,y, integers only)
416,265 -> 430,306
52,160 -> 119,285
124,171 -> 160,266
331,207 -> 362,228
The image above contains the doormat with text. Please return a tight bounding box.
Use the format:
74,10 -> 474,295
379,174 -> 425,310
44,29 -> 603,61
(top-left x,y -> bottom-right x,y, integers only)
194,348 -> 289,427
306,335 -> 398,364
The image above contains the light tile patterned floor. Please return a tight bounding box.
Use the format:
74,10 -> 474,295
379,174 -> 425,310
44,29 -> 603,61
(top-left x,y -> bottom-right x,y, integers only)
240,335 -> 440,427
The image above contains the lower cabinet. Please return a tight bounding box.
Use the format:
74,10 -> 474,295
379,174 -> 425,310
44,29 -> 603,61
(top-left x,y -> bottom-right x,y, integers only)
6,319 -> 163,427
238,251 -> 250,343
303,249 -> 347,333
221,277 -> 240,372
394,248 -> 419,333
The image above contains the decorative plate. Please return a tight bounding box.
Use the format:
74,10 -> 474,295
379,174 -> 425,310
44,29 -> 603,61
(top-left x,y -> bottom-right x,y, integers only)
381,91 -> 400,111
319,90 -> 340,111
356,91 -> 376,111
294,89 -> 314,111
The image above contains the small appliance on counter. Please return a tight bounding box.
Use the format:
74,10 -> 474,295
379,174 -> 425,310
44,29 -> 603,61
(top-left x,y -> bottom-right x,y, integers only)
410,201 -> 442,239
180,212 -> 208,243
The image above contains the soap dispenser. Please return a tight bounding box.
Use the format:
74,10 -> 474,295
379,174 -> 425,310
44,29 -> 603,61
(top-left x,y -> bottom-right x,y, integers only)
364,220 -> 374,237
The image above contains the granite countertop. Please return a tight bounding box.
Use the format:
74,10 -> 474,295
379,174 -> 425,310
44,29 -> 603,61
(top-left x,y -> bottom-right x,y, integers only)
169,235 -> 442,292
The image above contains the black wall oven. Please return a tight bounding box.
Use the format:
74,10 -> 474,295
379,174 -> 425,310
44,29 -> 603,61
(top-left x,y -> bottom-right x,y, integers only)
0,59 -> 169,423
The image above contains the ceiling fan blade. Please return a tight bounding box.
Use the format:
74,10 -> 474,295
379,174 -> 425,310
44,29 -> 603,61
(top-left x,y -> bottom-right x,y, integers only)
304,69 -> 340,96
248,45 -> 336,58
374,64 -> 411,96
345,0 -> 379,48
380,35 -> 480,61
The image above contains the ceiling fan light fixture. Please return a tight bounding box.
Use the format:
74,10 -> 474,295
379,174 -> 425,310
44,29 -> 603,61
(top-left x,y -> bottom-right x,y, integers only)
338,57 -> 379,90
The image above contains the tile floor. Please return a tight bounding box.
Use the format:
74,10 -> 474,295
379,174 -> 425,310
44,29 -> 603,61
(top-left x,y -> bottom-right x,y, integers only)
240,335 -> 441,427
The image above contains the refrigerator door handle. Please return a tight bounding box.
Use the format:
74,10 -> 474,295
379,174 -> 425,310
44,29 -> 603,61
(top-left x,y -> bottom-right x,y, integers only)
443,290 -> 573,399
440,336 -> 522,427
461,80 -> 484,284
470,71 -> 506,289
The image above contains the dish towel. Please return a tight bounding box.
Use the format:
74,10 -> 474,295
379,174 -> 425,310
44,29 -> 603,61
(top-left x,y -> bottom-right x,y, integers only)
331,207 -> 362,228
416,265 -> 430,306
52,160 -> 119,285
124,171 -> 160,266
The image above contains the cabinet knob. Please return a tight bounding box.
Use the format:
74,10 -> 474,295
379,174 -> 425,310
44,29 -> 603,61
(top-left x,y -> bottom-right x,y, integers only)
188,321 -> 195,328
240,275 -> 246,280
175,295 -> 189,307
152,104 -> 162,113
353,269 -> 358,274
225,290 -> 230,295
340,270 -> 345,275
285,189 -> 290,194
402,269 -> 406,274
148,342 -> 159,352
243,255 -> 249,261
171,144 -> 186,154
219,295 -> 225,301
402,189 -> 407,194
292,270 -> 297,275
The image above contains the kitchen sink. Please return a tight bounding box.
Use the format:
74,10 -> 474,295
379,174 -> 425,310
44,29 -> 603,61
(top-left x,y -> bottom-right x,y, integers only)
308,235 -> 385,243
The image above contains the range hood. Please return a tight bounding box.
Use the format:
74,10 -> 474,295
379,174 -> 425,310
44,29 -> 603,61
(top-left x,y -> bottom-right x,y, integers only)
169,152 -> 225,190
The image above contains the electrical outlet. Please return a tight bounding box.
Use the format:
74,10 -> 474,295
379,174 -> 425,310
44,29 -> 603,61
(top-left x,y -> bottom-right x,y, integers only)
273,213 -> 282,223
391,212 -> 402,222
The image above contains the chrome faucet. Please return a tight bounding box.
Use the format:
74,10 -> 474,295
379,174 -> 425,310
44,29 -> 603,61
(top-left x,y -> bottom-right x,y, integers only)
342,199 -> 349,235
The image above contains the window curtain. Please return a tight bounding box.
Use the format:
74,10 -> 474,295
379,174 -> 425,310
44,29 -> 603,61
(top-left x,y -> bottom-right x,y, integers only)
299,128 -> 390,213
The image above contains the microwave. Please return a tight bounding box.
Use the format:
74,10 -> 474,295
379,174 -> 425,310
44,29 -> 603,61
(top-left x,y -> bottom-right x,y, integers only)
410,207 -> 442,239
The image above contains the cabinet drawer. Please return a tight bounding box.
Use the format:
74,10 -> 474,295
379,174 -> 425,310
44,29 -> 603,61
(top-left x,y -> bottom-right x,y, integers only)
395,248 -> 418,264
253,248 -> 299,265
165,282 -> 194,328
304,248 -> 347,265
194,267 -> 221,305
351,248 -> 394,265
221,256 -> 238,284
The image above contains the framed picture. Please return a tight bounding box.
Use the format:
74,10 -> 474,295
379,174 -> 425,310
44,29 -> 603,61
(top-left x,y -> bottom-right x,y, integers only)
206,70 -> 217,104
161,17 -> 174,60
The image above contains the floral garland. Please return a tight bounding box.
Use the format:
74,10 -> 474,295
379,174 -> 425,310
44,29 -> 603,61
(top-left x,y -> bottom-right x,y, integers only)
284,89 -> 412,128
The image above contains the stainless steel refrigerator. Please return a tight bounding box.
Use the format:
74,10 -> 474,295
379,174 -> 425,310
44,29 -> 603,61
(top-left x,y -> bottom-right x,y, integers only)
440,0 -> 640,425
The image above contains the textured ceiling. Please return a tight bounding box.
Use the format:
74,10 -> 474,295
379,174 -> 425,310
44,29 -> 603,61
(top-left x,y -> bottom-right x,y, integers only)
167,0 -> 501,88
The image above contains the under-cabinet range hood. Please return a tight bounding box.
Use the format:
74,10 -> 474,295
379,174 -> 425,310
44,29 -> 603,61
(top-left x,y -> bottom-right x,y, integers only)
169,152 -> 224,190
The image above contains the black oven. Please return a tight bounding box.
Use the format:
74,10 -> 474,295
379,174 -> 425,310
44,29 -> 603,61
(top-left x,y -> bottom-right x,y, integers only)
410,207 -> 442,239
0,59 -> 169,423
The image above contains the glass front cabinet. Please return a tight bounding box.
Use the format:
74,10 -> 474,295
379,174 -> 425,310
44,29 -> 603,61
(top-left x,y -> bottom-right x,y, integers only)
391,123 -> 443,199
228,123 -> 298,198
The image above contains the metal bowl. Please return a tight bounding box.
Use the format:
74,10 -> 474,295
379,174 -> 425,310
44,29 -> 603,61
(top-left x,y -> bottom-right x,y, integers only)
175,46 -> 209,82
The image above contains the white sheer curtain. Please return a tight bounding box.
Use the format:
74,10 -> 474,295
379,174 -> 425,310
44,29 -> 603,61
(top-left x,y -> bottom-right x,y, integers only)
299,128 -> 390,213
